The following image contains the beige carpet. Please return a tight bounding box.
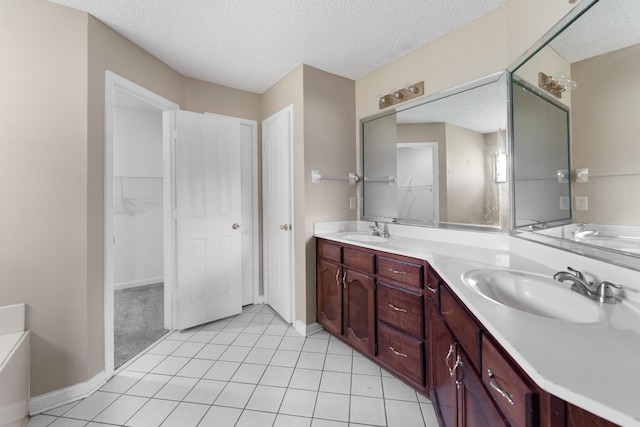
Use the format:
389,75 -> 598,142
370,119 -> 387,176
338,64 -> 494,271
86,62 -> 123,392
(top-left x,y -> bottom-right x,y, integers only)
114,283 -> 167,369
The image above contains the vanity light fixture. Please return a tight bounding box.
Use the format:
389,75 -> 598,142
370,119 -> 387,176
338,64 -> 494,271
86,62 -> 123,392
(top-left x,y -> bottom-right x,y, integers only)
538,72 -> 577,99
378,81 -> 424,109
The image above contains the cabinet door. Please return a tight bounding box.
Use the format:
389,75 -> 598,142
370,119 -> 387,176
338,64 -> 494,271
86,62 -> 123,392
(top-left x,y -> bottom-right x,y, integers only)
317,258 -> 343,335
456,350 -> 507,427
431,307 -> 457,427
344,269 -> 376,355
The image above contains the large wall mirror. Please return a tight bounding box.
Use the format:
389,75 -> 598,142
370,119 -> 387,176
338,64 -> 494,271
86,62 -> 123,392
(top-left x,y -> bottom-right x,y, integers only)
511,0 -> 640,269
361,72 -> 510,231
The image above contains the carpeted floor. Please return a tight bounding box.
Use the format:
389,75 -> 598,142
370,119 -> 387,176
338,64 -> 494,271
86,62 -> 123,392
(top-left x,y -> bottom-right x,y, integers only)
114,283 -> 168,370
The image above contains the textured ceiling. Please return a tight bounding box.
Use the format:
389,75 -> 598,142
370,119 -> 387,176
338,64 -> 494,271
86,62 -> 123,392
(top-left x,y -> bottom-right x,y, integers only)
550,0 -> 640,63
49,0 -> 506,94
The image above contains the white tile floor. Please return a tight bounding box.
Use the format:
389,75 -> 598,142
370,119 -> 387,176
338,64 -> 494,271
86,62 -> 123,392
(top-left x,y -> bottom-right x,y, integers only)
28,304 -> 439,427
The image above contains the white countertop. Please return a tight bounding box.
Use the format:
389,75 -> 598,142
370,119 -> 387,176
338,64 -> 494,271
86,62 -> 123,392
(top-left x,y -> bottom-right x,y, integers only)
315,221 -> 640,427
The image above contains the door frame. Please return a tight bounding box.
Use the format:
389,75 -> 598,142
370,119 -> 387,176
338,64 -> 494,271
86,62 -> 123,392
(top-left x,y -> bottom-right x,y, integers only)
104,71 -> 179,375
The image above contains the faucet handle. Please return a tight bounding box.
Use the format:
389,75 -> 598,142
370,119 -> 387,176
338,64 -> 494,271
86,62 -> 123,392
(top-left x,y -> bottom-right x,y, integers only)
596,281 -> 622,304
567,266 -> 587,282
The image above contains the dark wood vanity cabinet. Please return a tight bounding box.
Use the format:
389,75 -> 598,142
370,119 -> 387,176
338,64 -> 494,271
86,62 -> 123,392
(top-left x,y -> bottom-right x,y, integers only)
316,238 -> 427,386
316,237 -> 621,427
316,239 -> 376,356
430,287 -> 508,427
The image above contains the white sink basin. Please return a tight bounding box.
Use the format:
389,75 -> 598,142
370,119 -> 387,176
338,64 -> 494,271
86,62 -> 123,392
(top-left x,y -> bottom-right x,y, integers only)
335,232 -> 389,243
461,269 -> 602,323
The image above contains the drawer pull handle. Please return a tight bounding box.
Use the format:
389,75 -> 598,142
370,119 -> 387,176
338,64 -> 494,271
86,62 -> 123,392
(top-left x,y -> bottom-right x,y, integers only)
342,271 -> 347,289
387,268 -> 406,275
389,346 -> 408,358
388,304 -> 407,313
487,369 -> 514,406
335,269 -> 340,287
445,344 -> 455,376
427,283 -> 437,293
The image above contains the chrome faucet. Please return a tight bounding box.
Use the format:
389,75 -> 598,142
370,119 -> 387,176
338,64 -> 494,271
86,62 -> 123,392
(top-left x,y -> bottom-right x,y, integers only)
369,221 -> 389,238
573,223 -> 599,239
553,266 -> 622,304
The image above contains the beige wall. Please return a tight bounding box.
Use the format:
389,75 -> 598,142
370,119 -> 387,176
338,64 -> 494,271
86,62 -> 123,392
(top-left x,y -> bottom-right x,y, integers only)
572,44 -> 640,225
303,66 -> 356,323
445,124 -> 486,224
0,0 -> 89,396
184,78 -> 261,120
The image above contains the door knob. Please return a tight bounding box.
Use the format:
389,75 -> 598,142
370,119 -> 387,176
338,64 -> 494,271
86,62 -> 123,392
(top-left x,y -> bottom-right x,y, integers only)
232,223 -> 240,229
280,224 -> 289,231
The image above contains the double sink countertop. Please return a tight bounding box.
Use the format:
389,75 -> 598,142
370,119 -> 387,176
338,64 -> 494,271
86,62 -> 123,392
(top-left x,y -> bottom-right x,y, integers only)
315,221 -> 640,427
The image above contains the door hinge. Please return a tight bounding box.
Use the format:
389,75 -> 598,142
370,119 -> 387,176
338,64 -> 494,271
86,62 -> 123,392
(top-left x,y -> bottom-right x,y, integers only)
172,128 -> 178,142
174,289 -> 179,301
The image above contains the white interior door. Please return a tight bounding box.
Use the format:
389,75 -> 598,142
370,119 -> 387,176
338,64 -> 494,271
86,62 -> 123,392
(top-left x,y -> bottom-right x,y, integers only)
396,143 -> 438,222
175,110 -> 242,330
262,105 -> 294,324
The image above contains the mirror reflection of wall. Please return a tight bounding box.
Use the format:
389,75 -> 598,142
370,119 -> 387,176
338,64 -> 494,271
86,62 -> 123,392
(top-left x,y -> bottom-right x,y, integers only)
510,0 -> 640,263
571,42 -> 640,226
361,72 -> 510,230
512,80 -> 571,228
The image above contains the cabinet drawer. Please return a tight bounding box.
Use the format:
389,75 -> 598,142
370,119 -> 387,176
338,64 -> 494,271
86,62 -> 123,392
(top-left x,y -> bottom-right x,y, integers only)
377,322 -> 424,385
377,282 -> 423,338
440,285 -> 480,369
482,335 -> 538,427
344,247 -> 375,274
377,256 -> 423,289
317,239 -> 341,263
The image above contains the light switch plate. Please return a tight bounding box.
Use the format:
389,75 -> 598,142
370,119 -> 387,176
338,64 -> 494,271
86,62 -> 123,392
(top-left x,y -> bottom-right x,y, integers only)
349,197 -> 356,210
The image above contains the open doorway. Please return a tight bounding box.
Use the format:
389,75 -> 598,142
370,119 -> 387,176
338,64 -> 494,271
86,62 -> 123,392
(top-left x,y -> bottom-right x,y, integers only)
112,92 -> 167,369
105,72 -> 179,374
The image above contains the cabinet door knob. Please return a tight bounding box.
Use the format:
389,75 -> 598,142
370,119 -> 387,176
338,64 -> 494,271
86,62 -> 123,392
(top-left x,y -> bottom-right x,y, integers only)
335,269 -> 341,287
427,283 -> 437,293
342,271 -> 347,288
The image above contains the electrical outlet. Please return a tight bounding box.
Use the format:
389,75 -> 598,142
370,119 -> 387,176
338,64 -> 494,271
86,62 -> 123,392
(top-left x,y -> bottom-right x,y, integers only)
349,196 -> 356,210
560,196 -> 570,210
575,196 -> 589,211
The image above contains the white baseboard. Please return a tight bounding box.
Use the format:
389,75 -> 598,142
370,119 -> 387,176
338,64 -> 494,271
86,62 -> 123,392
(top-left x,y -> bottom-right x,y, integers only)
294,320 -> 323,337
29,370 -> 110,416
114,277 -> 163,291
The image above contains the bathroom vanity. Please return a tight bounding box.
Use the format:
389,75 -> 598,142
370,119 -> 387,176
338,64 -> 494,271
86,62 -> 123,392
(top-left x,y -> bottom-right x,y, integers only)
315,223 -> 637,426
